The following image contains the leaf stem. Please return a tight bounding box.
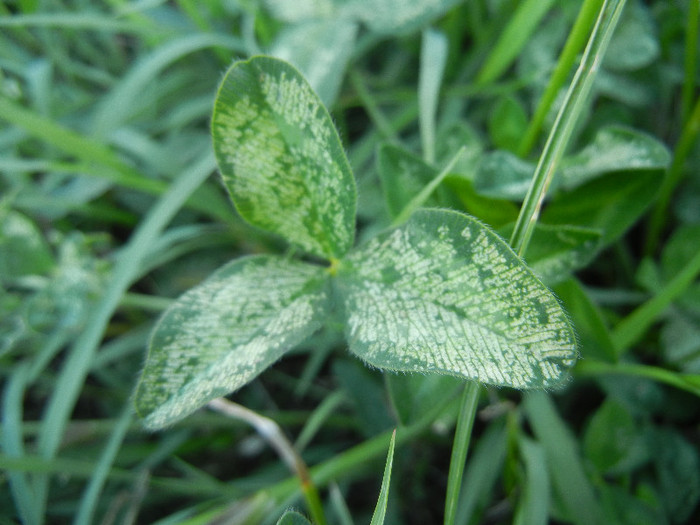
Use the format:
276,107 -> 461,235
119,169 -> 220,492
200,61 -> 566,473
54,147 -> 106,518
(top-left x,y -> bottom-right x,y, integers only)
208,398 -> 328,525
509,0 -> 627,256
443,382 -> 480,525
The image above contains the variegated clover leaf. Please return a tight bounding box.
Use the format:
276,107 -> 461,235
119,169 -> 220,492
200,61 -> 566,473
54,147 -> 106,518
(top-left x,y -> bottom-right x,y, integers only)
134,56 -> 577,429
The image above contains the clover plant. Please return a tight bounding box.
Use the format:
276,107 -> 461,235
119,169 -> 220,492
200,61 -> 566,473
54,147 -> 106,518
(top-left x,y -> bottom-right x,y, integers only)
134,56 -> 577,429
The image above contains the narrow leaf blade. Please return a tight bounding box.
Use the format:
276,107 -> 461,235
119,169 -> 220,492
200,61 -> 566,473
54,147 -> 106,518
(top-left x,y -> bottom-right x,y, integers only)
336,209 -> 576,388
134,256 -> 330,429
370,429 -> 396,525
212,56 -> 356,259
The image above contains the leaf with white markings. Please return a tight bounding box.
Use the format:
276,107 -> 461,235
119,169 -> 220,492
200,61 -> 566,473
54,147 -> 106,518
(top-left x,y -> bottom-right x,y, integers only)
336,209 -> 577,388
212,56 -> 356,260
134,256 -> 330,429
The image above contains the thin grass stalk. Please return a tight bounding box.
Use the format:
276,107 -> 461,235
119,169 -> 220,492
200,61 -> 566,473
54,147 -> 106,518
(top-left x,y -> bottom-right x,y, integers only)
34,153 -> 216,518
613,245 -> 700,352
681,0 -> 699,124
509,0 -> 627,256
516,0 -> 604,157
444,3 -> 626,523
443,382 -> 480,525
645,96 -> 700,255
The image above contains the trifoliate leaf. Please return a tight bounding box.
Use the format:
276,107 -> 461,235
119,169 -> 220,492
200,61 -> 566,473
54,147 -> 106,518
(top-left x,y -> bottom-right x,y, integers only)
212,56 -> 356,260
336,209 -> 576,388
135,256 -> 330,429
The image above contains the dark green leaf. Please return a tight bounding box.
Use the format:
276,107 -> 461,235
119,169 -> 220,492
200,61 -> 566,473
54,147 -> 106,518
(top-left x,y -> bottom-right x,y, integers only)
336,209 -> 577,388
377,144 -> 438,219
559,126 -> 670,190
500,223 -> 602,285
554,279 -> 617,363
541,170 -> 660,246
212,56 -> 356,260
652,428 -> 700,523
488,96 -> 528,153
583,399 -> 648,475
473,150 -> 535,201
135,256 -> 330,429
0,210 -> 54,283
604,2 -> 659,71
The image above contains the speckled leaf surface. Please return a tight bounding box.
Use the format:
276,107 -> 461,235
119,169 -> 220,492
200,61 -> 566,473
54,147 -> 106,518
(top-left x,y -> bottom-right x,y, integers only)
212,56 -> 356,260
336,209 -> 577,388
559,126 -> 670,190
135,256 -> 330,429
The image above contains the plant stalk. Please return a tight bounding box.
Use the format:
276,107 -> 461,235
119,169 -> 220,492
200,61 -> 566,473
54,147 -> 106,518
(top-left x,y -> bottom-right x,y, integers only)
645,95 -> 700,255
443,382 -> 480,525
208,398 -> 328,525
509,0 -> 627,256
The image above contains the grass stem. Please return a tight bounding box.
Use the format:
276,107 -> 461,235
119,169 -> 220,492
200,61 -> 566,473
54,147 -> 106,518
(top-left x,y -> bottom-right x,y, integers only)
509,0 -> 627,256
443,382 -> 480,525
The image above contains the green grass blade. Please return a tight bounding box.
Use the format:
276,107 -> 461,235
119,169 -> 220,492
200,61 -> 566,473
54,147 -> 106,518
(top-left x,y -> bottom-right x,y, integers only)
419,28 -> 448,164
0,12 -> 152,32
393,146 -> 465,225
524,392 -> 606,525
513,437 -> 549,525
294,391 -> 347,452
2,363 -> 40,525
645,96 -> 700,254
681,0 -> 699,123
35,152 -> 215,510
510,0 -> 627,256
370,429 -> 396,525
517,0 -> 604,156
613,246 -> 700,352
73,405 -> 133,525
475,0 -> 556,86
454,419 -> 507,525
575,360 -> 700,397
91,33 -> 244,137
443,382 -> 480,525
0,95 -> 129,170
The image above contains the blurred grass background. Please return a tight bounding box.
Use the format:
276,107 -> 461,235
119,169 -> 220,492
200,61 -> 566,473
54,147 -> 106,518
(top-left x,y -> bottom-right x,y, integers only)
1,0 -> 700,524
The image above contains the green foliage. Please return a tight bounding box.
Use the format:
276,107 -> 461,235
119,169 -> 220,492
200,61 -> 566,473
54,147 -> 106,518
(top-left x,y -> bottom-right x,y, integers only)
370,429 -> 396,525
136,56 -> 576,428
212,56 -> 356,260
2,0 -> 699,523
